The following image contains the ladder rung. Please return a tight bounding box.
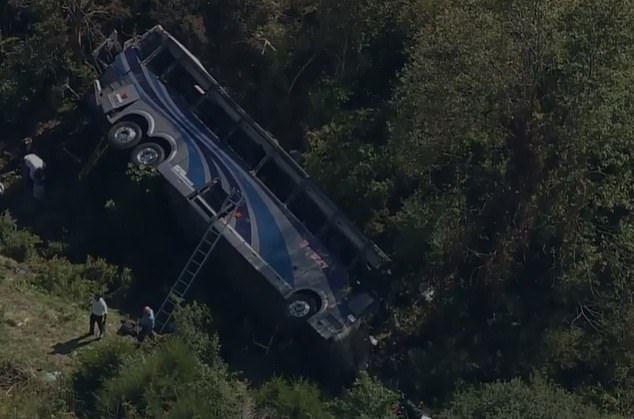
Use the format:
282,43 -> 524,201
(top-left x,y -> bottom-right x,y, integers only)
174,283 -> 189,293
196,248 -> 211,257
168,293 -> 183,302
200,241 -> 215,250
175,278 -> 190,287
154,195 -> 244,334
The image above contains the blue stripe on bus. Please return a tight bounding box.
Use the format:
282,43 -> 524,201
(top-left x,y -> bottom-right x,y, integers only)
234,174 -> 295,284
133,57 -> 303,281
131,55 -> 296,284
198,145 -> 252,243
120,48 -> 340,287
123,49 -> 207,187
125,50 -> 267,258
128,53 -> 252,239
126,49 -> 239,192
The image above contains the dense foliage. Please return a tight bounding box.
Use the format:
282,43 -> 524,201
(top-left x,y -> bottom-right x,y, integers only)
3,0 -> 634,416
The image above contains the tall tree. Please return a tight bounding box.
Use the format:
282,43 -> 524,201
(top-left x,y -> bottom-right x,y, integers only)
385,0 -> 634,411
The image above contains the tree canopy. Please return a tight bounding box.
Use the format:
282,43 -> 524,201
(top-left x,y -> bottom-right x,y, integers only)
2,0 -> 634,416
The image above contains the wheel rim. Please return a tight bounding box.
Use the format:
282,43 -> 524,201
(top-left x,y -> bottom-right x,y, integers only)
113,126 -> 138,145
288,300 -> 311,318
136,146 -> 160,165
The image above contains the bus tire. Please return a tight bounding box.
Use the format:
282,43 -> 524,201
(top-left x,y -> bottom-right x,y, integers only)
130,142 -> 165,167
286,291 -> 320,321
108,120 -> 143,150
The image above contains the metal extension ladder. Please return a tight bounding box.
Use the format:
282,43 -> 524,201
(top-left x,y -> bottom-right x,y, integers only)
155,188 -> 244,332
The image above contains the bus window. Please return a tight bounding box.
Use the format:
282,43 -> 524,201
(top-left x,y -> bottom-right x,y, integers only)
322,225 -> 357,266
194,98 -> 235,139
164,64 -> 204,106
256,159 -> 295,202
138,31 -> 163,59
226,127 -> 266,169
200,181 -> 229,212
288,190 -> 327,235
147,48 -> 173,76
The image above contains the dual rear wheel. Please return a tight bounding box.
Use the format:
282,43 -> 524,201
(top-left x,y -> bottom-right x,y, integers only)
107,120 -> 166,167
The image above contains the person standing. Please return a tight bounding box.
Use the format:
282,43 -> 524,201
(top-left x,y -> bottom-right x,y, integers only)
22,153 -> 46,199
89,293 -> 108,338
138,305 -> 155,342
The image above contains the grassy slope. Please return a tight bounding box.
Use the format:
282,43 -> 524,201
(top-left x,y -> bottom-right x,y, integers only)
0,255 -> 125,374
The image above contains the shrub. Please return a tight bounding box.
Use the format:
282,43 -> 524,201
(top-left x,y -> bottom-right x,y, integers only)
96,338 -> 253,418
0,210 -> 42,262
173,302 -> 221,365
166,360 -> 254,418
29,256 -> 92,300
72,339 -> 136,416
331,371 -> 400,419
28,255 -> 130,302
440,375 -> 624,419
255,376 -> 334,419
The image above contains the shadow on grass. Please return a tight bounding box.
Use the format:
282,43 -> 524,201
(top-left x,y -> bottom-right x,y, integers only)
49,333 -> 98,355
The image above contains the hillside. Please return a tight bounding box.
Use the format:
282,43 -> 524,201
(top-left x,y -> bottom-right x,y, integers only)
0,260 -> 124,373
0,234 -> 405,418
3,0 -> 634,417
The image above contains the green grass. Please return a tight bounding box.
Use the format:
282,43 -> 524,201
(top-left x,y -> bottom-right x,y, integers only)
0,256 -> 125,374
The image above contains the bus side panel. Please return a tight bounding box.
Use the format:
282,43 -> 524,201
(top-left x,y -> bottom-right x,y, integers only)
163,180 -> 288,322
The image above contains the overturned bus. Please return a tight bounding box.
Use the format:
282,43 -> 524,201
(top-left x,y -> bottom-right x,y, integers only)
89,25 -> 390,383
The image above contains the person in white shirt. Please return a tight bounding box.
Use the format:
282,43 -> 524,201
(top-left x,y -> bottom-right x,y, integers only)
89,293 -> 108,338
138,305 -> 155,342
23,153 -> 45,181
22,153 -> 47,199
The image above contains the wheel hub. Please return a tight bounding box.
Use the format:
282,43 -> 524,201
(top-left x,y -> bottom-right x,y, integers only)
288,300 -> 311,318
114,126 -> 137,144
137,147 -> 160,165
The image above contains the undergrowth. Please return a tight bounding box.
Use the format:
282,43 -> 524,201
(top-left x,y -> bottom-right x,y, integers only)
0,210 -> 132,301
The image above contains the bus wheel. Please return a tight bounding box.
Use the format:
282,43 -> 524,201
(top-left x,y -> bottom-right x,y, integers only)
108,120 -> 143,150
130,142 -> 165,167
286,292 -> 320,321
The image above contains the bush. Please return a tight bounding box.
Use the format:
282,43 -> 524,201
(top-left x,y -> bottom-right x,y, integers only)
96,338 -> 253,418
0,211 -> 131,301
441,375 -> 624,419
96,340 -> 199,416
331,372 -> 400,419
168,360 -> 254,418
28,255 -> 130,302
0,210 -> 42,262
72,339 -> 136,416
173,302 -> 221,365
255,376 -> 334,419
